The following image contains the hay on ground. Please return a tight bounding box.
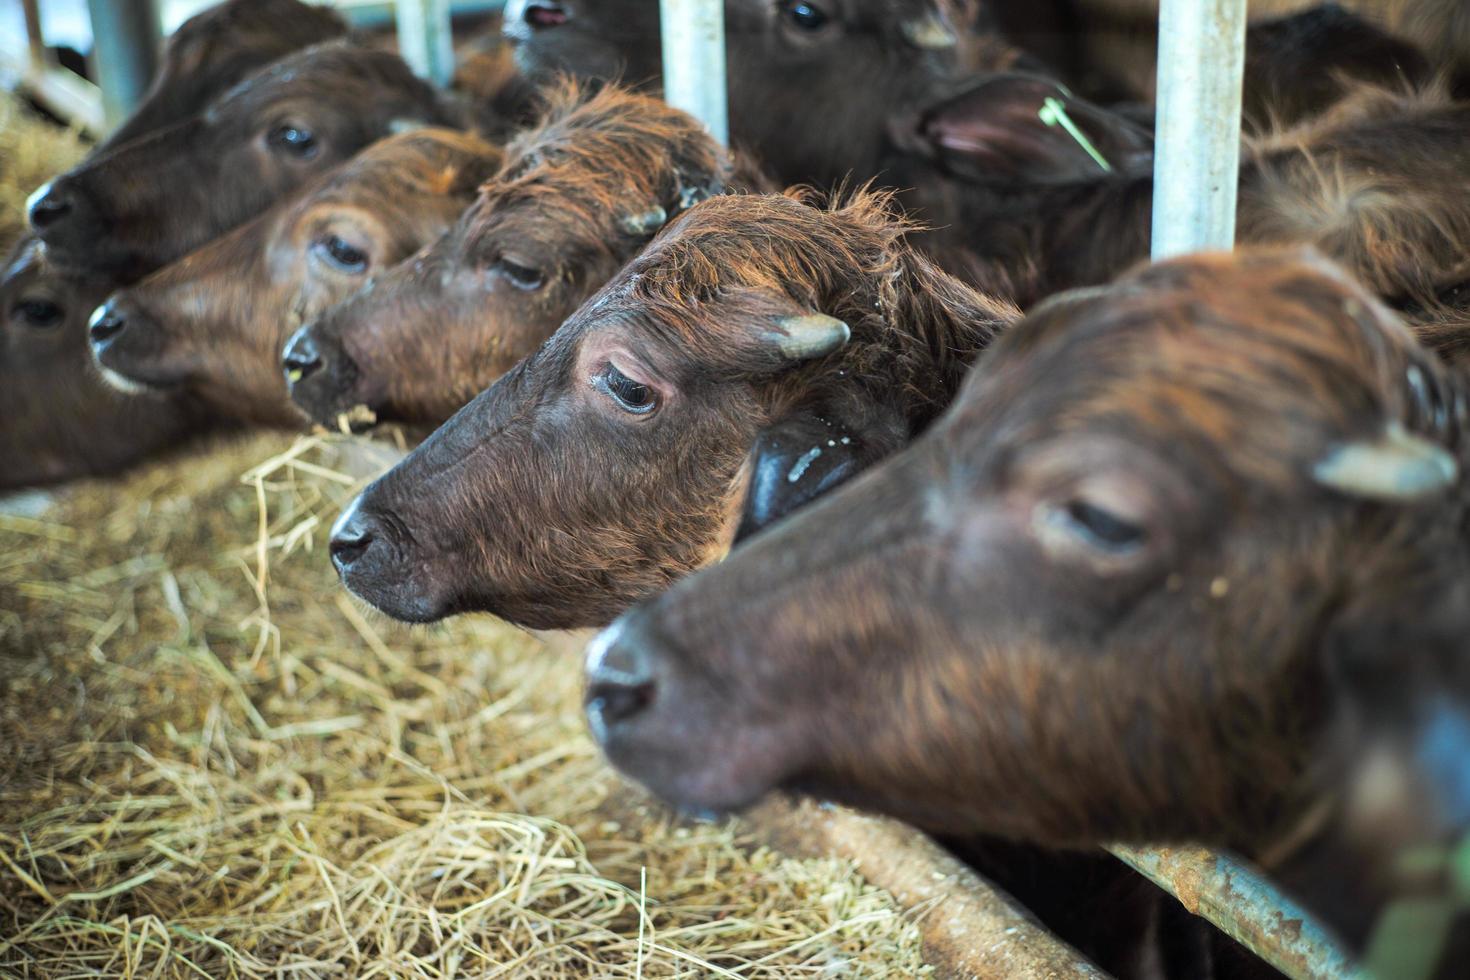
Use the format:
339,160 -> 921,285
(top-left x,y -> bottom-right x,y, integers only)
0,92 -> 88,254
0,430 -> 931,977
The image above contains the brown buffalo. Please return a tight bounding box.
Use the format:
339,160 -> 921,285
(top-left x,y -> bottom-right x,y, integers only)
285,82 -> 754,429
89,129 -> 502,428
1057,0 -> 1469,102
328,188 -> 1018,628
0,0 -> 345,490
891,75 -> 1470,306
583,247 -> 1470,957
27,41 -> 455,279
2,0 -> 346,395
0,241 -> 210,491
102,0 -> 347,152
502,0 -> 1028,188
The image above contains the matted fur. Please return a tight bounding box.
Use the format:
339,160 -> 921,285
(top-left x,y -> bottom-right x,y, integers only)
290,79 -> 759,428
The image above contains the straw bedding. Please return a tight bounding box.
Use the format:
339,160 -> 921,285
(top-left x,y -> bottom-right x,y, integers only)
0,94 -> 87,253
0,432 -> 930,978
0,97 -> 931,977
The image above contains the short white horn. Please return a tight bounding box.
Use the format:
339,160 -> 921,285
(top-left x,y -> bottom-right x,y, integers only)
902,13 -> 957,50
617,205 -> 668,237
1313,422 -> 1459,501
768,314 -> 851,362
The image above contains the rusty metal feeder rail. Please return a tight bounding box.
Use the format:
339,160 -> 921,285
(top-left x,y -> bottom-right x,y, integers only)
1109,845 -> 1360,980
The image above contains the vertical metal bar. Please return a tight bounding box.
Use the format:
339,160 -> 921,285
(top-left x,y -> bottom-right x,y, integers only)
1150,0 -> 1248,259
396,0 -> 456,87
22,0 -> 47,67
1108,846 -> 1361,980
85,0 -> 160,132
659,0 -> 729,146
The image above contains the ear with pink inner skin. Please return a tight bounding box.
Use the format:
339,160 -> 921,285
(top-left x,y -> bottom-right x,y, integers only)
915,72 -> 1154,183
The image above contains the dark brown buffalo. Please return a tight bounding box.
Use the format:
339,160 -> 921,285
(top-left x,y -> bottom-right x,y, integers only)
584,247 -> 1470,958
89,129 -> 501,428
328,189 -> 1018,628
502,0 -> 1028,188
2,0 -> 346,394
892,75 -> 1470,306
102,0 -> 347,152
0,0 -> 346,490
1063,0 -> 1469,102
0,241 -> 209,491
285,82 -> 753,429
27,41 -> 454,279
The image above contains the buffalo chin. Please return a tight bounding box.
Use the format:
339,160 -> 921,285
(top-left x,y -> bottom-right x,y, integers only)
340,571 -> 454,624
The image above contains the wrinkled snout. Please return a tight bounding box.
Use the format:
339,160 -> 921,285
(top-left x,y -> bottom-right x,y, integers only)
330,493 -> 448,622
88,293 -> 179,391
283,323 -> 370,429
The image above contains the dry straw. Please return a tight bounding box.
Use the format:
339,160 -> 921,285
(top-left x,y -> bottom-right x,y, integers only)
0,93 -> 88,253
0,425 -> 930,978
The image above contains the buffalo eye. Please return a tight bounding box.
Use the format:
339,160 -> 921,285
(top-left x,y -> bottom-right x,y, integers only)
781,0 -> 830,31
268,124 -> 319,158
314,234 -> 370,274
1051,499 -> 1145,555
496,256 -> 545,291
597,364 -> 656,415
12,298 -> 64,328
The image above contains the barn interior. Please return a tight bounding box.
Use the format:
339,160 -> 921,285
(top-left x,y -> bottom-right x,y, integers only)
2,2 -> 1468,978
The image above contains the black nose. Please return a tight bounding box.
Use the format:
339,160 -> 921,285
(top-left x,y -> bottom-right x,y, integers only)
88,303 -> 127,344
27,184 -> 72,230
282,329 -> 323,384
585,619 -> 657,734
330,500 -> 379,574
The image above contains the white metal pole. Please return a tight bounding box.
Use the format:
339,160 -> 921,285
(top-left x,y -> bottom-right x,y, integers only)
1150,0 -> 1248,259
659,0 -> 729,146
87,0 -> 160,131
396,0 -> 455,87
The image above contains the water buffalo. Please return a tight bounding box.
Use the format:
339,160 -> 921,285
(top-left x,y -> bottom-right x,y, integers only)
502,0 -> 1028,188
102,0 -> 347,152
1,0 -> 346,490
27,41 -> 455,279
284,82 -> 755,429
89,129 -> 502,428
2,0 -> 346,394
1063,0 -> 1468,101
893,74 -> 1470,306
584,247 -> 1469,958
326,188 -> 1018,628
0,241 -> 209,491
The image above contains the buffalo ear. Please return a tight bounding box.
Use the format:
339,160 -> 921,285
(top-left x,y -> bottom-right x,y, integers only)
735,409 -> 892,541
913,72 -> 1153,182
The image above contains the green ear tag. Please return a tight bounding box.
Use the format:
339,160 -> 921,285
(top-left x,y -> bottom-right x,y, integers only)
1039,96 -> 1113,174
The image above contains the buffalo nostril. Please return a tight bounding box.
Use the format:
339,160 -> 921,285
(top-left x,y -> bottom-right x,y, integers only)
584,620 -> 658,732
329,500 -> 378,574
282,331 -> 324,384
88,305 -> 126,344
587,679 -> 655,727
27,185 -> 72,230
524,1 -> 569,28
